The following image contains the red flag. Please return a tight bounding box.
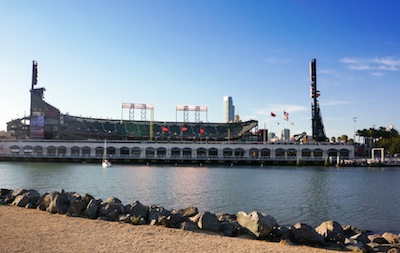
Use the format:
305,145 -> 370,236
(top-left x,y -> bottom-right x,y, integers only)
162,126 -> 168,133
182,125 -> 187,132
200,127 -> 205,134
271,112 -> 276,117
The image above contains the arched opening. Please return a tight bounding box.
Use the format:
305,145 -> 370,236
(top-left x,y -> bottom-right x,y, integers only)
209,148 -> 218,157
234,148 -> 245,157
260,148 -> 271,158
23,145 -> 33,155
156,147 -> 167,158
145,147 -> 155,157
182,148 -> 192,158
301,149 -> 312,158
313,149 -> 323,158
327,149 -> 338,157
132,147 -> 141,157
275,148 -> 285,158
120,147 -> 130,156
171,147 -> 181,157
339,149 -> 350,158
57,146 -> 67,156
71,146 -> 80,156
287,149 -> 297,158
82,146 -> 91,156
47,146 -> 56,156
10,145 -> 20,154
249,148 -> 259,158
95,146 -> 104,156
197,148 -> 207,158
33,146 -> 43,155
223,148 -> 233,157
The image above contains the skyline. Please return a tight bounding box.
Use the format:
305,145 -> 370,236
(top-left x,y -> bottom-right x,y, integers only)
1,1 -> 400,139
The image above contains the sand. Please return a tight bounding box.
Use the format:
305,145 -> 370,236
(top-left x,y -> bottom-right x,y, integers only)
0,205 -> 339,253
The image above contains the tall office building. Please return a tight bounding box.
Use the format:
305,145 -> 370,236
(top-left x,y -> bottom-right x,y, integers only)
281,128 -> 290,141
223,96 -> 235,123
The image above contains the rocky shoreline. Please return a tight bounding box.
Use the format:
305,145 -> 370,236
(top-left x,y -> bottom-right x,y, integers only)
1,188 -> 399,252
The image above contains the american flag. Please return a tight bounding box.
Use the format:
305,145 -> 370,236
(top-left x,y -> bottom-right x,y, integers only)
284,111 -> 289,121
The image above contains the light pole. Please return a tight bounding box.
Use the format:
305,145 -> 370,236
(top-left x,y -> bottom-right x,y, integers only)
353,117 -> 358,142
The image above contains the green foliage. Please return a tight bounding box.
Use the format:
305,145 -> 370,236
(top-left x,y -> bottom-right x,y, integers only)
356,126 -> 400,155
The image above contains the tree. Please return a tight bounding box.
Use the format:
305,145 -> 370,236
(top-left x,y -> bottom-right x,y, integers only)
341,135 -> 349,142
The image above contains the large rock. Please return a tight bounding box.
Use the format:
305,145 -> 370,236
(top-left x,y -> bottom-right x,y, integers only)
148,205 -> 172,224
382,232 -> 400,245
236,211 -> 277,239
177,206 -> 198,218
315,220 -> 345,245
292,223 -> 326,247
98,197 -> 125,220
11,194 -> 30,207
4,188 -> 27,204
126,201 -> 149,221
197,211 -> 222,232
368,234 -> 389,244
344,237 -> 365,252
40,191 -> 70,214
83,198 -> 100,218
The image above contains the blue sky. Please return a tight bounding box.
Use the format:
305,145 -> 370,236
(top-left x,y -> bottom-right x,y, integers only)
1,0 -> 399,139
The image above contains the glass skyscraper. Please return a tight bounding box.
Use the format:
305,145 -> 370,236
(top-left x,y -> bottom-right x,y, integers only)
223,96 -> 235,123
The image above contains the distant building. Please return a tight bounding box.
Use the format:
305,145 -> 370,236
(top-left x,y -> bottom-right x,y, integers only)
281,128 -> 290,141
223,96 -> 235,123
268,132 -> 276,141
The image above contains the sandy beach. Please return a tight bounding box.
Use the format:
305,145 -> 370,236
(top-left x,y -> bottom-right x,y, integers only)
0,205 -> 340,253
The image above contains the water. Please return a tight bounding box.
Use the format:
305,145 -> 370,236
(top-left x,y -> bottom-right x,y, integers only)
0,162 -> 399,233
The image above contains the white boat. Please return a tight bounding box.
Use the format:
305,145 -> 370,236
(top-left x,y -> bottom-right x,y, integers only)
102,139 -> 112,168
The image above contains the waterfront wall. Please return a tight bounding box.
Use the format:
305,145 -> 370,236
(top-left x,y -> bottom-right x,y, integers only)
0,140 -> 354,165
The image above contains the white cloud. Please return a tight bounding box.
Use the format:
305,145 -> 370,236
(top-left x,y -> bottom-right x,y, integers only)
339,57 -> 400,71
319,100 -> 357,106
252,104 -> 308,116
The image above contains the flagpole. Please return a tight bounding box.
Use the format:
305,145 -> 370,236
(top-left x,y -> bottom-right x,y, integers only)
263,122 -> 266,144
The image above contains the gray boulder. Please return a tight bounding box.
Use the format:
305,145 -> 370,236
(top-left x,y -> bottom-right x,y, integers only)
368,234 -> 389,244
351,232 -> 370,245
98,197 -> 125,220
126,201 -> 149,221
382,232 -> 400,244
148,205 -> 172,223
177,206 -> 198,218
236,211 -> 277,239
315,220 -> 345,245
4,188 -> 27,204
181,221 -> 200,232
83,198 -> 100,218
292,223 -> 326,247
12,189 -> 41,208
40,191 -> 70,214
344,237 -> 365,252
197,211 -> 222,232
11,195 -> 30,207
67,200 -> 86,217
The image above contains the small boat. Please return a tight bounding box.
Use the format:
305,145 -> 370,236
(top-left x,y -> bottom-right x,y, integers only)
102,139 -> 112,168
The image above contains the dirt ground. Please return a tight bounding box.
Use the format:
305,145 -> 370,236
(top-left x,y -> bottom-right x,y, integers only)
0,205 -> 340,253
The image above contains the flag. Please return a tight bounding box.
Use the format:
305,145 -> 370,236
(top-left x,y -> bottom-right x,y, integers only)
271,112 -> 276,117
284,111 -> 289,121
162,126 -> 168,133
181,125 -> 187,132
200,127 -> 205,134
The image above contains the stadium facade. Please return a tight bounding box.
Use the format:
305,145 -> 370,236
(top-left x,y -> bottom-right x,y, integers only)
0,60 -> 355,165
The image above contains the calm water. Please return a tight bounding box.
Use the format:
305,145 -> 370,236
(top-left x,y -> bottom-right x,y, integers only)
0,162 -> 399,233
